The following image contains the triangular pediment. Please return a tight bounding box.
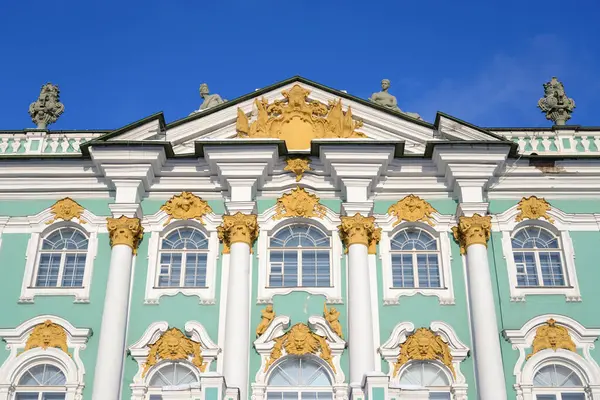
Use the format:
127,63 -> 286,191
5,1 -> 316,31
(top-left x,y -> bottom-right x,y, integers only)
100,76 -> 503,155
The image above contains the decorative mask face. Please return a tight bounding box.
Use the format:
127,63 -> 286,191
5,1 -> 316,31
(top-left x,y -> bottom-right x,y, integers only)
417,337 -> 430,357
294,331 -> 308,351
42,331 -> 52,346
165,337 -> 180,356
547,330 -> 558,347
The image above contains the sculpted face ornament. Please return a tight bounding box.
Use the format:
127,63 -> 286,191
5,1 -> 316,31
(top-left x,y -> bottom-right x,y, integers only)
527,318 -> 576,360
47,198 -> 86,225
284,158 -> 312,182
143,327 -> 205,377
273,187 -> 326,220
393,328 -> 455,377
515,196 -> 554,224
29,83 -> 65,129
387,194 -> 437,226
160,192 -> 213,226
24,320 -> 69,355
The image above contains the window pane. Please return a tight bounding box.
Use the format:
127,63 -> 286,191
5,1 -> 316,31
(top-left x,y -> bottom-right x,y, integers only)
61,253 -> 86,287
562,394 -> 586,400
15,394 -> 40,400
535,396 -> 557,400
417,253 -> 441,288
19,364 -> 66,385
539,252 -> 565,286
184,253 -> 207,287
429,394 -> 451,400
534,365 -> 583,387
514,251 -> 539,286
157,253 -> 182,287
43,395 -> 66,400
36,253 -> 61,287
391,254 -> 414,287
302,251 -> 330,287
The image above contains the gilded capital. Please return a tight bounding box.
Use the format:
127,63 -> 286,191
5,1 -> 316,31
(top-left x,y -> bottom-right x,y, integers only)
107,216 -> 144,254
451,214 -> 491,255
339,213 -> 378,248
217,212 -> 259,249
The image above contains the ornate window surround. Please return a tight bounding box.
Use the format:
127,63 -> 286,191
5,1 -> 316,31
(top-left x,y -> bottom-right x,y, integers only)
143,211 -> 221,305
256,205 -> 342,304
503,314 -> 600,399
494,206 -> 585,302
0,315 -> 91,400
379,321 -> 469,400
376,213 -> 456,305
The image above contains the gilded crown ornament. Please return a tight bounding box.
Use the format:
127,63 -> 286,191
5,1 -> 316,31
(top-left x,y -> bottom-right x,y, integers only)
527,318 -> 576,360
256,305 -> 276,337
273,187 -> 326,220
515,196 -> 554,224
217,212 -> 259,252
452,214 -> 492,255
324,303 -> 343,339
107,216 -> 144,254
339,213 -> 379,249
46,198 -> 86,225
235,84 -> 366,150
160,192 -> 213,226
387,195 -> 437,226
284,158 -> 312,182
24,320 -> 69,355
393,328 -> 454,377
142,327 -> 205,377
29,83 -> 65,129
265,323 -> 335,373
538,77 -> 575,126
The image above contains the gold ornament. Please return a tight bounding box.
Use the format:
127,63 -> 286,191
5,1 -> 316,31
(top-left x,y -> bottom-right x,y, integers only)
235,85 -> 366,150
387,195 -> 437,226
324,303 -> 343,339
516,196 -> 554,224
369,227 -> 382,255
451,214 -> 491,255
527,318 -> 576,360
393,328 -> 454,378
284,158 -> 312,182
142,327 -> 206,377
24,320 -> 69,355
265,323 -> 335,373
160,192 -> 212,226
107,216 -> 144,254
256,304 -> 276,337
46,198 -> 85,225
273,187 -> 326,220
217,212 -> 259,249
339,213 -> 379,248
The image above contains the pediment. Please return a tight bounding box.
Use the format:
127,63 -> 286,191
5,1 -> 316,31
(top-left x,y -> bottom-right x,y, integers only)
102,77 -> 502,155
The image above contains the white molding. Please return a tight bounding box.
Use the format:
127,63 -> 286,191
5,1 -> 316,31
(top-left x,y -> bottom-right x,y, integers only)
255,204 -> 343,304
493,204 -> 600,232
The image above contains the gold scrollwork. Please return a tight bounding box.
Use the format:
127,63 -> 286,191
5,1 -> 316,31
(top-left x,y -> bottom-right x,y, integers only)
47,198 -> 85,225
451,214 -> 491,255
256,305 -> 275,337
142,327 -> 206,377
284,158 -> 312,182
339,213 -> 379,249
527,318 -> 576,360
516,196 -> 554,224
24,320 -> 69,356
217,212 -> 259,250
324,303 -> 343,339
273,187 -> 326,220
387,195 -> 437,226
107,216 -> 144,254
393,328 -> 454,378
160,192 -> 213,226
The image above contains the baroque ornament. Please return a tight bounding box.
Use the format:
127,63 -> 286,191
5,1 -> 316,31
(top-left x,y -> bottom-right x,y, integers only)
387,195 -> 437,226
369,227 -> 382,255
527,318 -> 576,360
273,187 -> 326,220
515,196 -> 554,224
452,214 -> 492,255
29,83 -> 65,129
284,158 -> 311,182
265,323 -> 335,373
256,305 -> 275,337
160,192 -> 213,226
324,304 -> 343,339
217,212 -> 259,252
46,197 -> 86,225
107,216 -> 144,254
24,320 -> 69,355
142,327 -> 205,377
190,83 -> 226,114
339,213 -> 379,249
538,77 -> 575,126
393,328 -> 454,378
236,84 -> 366,150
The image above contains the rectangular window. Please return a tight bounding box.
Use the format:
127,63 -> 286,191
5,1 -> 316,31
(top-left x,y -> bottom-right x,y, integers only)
391,254 -> 414,287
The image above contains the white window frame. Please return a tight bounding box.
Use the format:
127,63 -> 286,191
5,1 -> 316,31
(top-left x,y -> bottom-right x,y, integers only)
264,356 -> 334,400
377,213 -> 455,305
145,361 -> 201,400
144,210 -> 221,305
256,206 -> 342,304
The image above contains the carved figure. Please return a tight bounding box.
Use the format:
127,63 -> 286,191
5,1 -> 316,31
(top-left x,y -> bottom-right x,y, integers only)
369,227 -> 382,255
24,320 -> 69,355
256,305 -> 276,337
190,83 -> 226,114
527,318 -> 576,360
143,327 -> 205,377
46,198 -> 86,225
538,77 -> 575,125
393,328 -> 454,378
388,195 -> 437,226
284,158 -> 311,182
369,79 -> 422,120
160,191 -> 213,226
324,304 -> 343,339
29,83 -> 65,129
273,186 -> 326,220
515,196 -> 554,224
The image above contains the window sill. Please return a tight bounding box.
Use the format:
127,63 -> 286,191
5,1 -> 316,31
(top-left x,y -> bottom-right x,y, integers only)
389,286 -> 448,290
153,286 -> 208,289
266,285 -> 334,289
515,286 -> 574,289
27,286 -> 85,289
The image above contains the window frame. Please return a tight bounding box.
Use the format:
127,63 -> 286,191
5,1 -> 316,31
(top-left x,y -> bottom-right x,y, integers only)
144,361 -> 201,399
13,363 -> 68,400
264,356 -> 334,400
395,360 -> 453,397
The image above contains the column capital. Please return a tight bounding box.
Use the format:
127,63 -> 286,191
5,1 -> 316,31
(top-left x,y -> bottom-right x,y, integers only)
217,212 -> 259,250
107,216 -> 144,254
451,213 -> 491,254
339,213 -> 379,249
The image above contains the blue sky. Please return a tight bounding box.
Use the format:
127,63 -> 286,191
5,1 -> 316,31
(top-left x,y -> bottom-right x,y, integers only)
1,0 -> 599,130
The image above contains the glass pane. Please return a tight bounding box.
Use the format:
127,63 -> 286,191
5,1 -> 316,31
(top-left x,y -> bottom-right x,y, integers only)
562,394 -> 586,400
15,394 -> 39,400
534,365 -> 583,387
43,395 -> 66,400
19,364 -> 66,385
539,252 -> 565,286
149,396 -> 163,400
391,254 -> 414,287
514,251 -> 539,286
417,253 -> 441,288
61,253 -> 86,287
149,363 -> 197,386
535,396 -> 557,400
399,361 -> 449,387
184,253 -> 207,287
429,394 -> 451,400
36,253 -> 61,287
302,250 -> 330,287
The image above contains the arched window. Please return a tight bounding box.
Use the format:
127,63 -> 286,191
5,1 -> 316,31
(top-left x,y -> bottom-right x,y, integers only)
268,225 -> 331,288
398,361 -> 451,399
266,357 -> 333,400
532,364 -> 586,399
511,226 -> 566,287
158,227 -> 209,288
14,364 -> 67,400
145,363 -> 200,399
390,228 -> 441,288
35,227 -> 89,288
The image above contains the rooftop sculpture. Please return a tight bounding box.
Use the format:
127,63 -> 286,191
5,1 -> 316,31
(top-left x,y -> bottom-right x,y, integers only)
369,79 -> 422,120
28,83 -> 65,129
190,83 -> 226,114
538,77 -> 575,125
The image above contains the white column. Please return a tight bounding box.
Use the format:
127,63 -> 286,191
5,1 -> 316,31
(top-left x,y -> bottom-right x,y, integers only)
92,216 -> 143,400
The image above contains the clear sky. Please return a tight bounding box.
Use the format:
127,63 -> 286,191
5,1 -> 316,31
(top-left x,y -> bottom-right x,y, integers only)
1,0 -> 599,130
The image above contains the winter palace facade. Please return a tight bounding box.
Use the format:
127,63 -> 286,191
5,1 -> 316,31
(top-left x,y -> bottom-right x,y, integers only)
1,76 -> 600,400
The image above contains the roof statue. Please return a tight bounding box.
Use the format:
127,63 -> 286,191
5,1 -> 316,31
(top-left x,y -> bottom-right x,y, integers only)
190,83 -> 226,115
538,77 -> 575,125
369,79 -> 422,120
28,83 -> 65,129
